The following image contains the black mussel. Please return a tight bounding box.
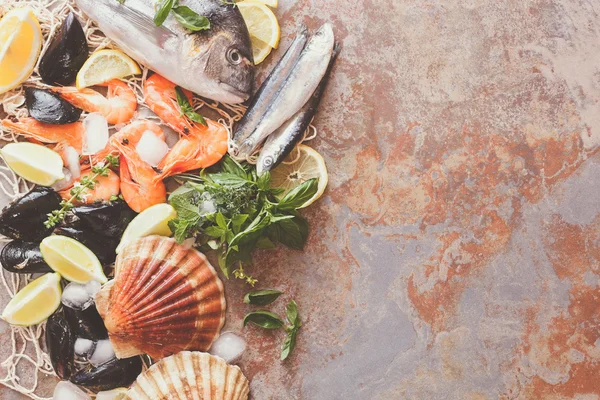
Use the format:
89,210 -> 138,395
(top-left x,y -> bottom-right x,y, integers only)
46,311 -> 76,379
39,12 -> 88,85
69,200 -> 137,238
54,227 -> 118,265
25,87 -> 82,124
70,356 -> 143,392
64,305 -> 108,341
0,241 -> 52,274
0,187 -> 61,241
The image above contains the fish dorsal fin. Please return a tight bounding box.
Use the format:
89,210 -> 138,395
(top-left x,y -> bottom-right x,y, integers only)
115,3 -> 176,46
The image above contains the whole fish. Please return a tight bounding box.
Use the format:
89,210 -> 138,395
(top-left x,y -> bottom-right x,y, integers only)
257,43 -> 339,176
233,23 -> 336,159
75,0 -> 254,104
232,25 -> 309,145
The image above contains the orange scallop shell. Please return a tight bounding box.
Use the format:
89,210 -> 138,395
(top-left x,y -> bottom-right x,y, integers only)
125,352 -> 249,400
95,236 -> 226,359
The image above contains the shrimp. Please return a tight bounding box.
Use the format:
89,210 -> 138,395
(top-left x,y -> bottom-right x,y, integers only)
110,121 -> 167,212
54,80 -> 137,125
59,169 -> 120,205
1,117 -> 84,152
144,74 -> 228,178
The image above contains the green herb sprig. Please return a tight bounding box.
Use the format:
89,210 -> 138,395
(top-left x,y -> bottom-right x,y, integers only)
168,156 -> 318,285
175,87 -> 207,126
44,155 -> 119,229
244,298 -> 302,361
153,0 -> 211,31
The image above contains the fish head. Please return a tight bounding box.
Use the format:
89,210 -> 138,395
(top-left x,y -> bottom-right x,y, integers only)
185,30 -> 254,104
307,23 -> 335,53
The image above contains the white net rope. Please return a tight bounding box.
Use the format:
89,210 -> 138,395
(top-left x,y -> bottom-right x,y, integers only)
0,0 -> 318,398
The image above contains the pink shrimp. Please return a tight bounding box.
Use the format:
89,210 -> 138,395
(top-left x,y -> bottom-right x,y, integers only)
59,169 -> 120,205
144,74 -> 228,179
109,121 -> 167,212
1,117 -> 84,152
54,80 -> 137,125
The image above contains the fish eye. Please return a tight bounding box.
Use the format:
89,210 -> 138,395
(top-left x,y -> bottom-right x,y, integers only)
227,48 -> 242,65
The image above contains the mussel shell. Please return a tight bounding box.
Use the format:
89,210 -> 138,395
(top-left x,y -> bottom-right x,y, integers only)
68,200 -> 136,238
0,187 -> 61,241
64,304 -> 109,341
0,241 -> 52,274
54,227 -> 118,266
46,311 -> 76,379
25,87 -> 82,124
70,356 -> 143,392
39,12 -> 88,85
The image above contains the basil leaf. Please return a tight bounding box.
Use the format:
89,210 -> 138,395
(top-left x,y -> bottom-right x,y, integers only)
281,328 -> 298,361
175,86 -> 207,126
270,214 -> 295,223
221,156 -> 247,179
243,289 -> 283,305
243,311 -> 284,329
172,6 -> 210,31
273,216 -> 308,250
257,171 -> 271,191
231,214 -> 249,234
217,246 -> 229,278
230,214 -> 271,247
154,0 -> 175,26
209,173 -> 249,188
256,236 -> 275,249
215,212 -> 227,229
277,178 -> 319,210
203,226 -> 224,238
286,300 -> 299,326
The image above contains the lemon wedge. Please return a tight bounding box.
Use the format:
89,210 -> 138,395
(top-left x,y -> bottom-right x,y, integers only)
40,236 -> 107,284
250,36 -> 273,65
237,1 -> 280,49
2,273 -> 62,326
0,8 -> 42,94
0,142 -> 65,186
116,203 -> 177,254
270,144 -> 328,208
76,49 -> 141,89
253,0 -> 278,7
96,388 -> 128,400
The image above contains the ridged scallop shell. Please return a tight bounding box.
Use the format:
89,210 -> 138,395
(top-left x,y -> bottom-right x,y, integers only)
125,352 -> 249,400
95,236 -> 226,359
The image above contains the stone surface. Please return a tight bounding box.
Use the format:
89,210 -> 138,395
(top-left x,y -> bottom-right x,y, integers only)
2,0 -> 600,399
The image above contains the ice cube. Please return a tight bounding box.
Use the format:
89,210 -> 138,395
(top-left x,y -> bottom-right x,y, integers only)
62,282 -> 94,311
209,332 -> 246,363
199,192 -> 216,215
82,113 -> 109,156
136,129 -> 169,167
85,280 -> 102,297
53,381 -> 91,400
88,339 -> 115,366
74,338 -> 95,357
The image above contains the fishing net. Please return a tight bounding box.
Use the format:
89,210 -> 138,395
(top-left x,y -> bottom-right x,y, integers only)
0,0 -> 318,397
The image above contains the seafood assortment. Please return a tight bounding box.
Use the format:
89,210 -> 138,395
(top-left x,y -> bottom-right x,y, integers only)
96,236 -> 226,359
0,0 -> 338,397
125,351 -> 249,400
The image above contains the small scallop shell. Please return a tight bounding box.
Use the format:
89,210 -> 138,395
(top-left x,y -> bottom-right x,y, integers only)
125,352 -> 249,400
96,236 -> 226,359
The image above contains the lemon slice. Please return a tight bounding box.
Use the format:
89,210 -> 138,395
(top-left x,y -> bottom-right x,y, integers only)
0,142 -> 65,186
0,8 -> 42,94
116,203 -> 177,254
270,144 -> 328,208
2,273 -> 62,326
96,388 -> 128,400
253,0 -> 278,7
40,236 -> 107,284
250,36 -> 273,65
237,1 -> 280,49
76,49 -> 141,89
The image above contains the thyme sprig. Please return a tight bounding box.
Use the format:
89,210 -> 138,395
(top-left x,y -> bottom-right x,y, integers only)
44,155 -> 119,229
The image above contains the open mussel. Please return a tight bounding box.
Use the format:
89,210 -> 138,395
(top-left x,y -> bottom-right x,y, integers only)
25,87 -> 82,124
70,356 -> 143,392
67,200 -> 136,238
39,12 -> 88,85
64,304 -> 108,341
0,187 -> 61,241
46,310 -> 76,379
54,227 -> 119,266
0,240 -> 51,274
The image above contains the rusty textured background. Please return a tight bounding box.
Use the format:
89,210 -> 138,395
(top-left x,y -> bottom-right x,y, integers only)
2,0 -> 600,399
